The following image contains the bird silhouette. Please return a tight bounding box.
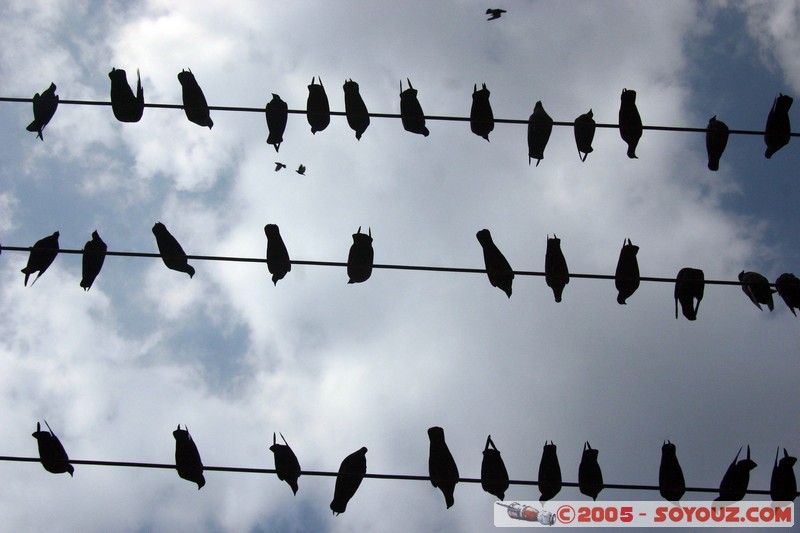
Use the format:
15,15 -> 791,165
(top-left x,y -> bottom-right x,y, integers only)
274,162 -> 286,171
178,69 -> 213,128
32,421 -> 73,476
480,435 -> 509,500
80,230 -> 107,291
573,109 -> 596,162
270,432 -> 301,495
538,440 -> 562,502
470,83 -> 494,141
486,8 -> 506,20
545,235 -> 569,303
27,83 -> 59,140
528,101 -> 553,166
476,229 -> 513,298
770,448 -> 797,502
428,426 -> 459,508
716,445 -> 757,502
764,93 -> 793,158
705,115 -> 729,171
399,79 -> 429,136
619,88 -> 642,158
306,76 -> 330,134
21,231 -> 59,286
152,222 -> 195,278
615,238 -> 640,304
330,446 -> 367,515
659,440 -> 685,502
295,164 -> 306,175
264,224 -> 291,286
674,267 -> 704,320
347,226 -> 374,284
579,442 -> 603,501
173,424 -> 205,489
775,273 -> 800,316
109,68 -> 144,123
265,93 -> 288,152
738,270 -> 775,311
343,79 -> 370,140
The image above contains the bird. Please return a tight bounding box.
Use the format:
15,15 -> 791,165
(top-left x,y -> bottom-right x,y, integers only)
705,115 -> 729,171
476,229 -> 513,298
578,442 -> 603,501
347,227 -> 374,284
545,234 -> 569,303
527,101 -> 553,166
295,164 -> 306,175
770,448 -> 797,503
264,224 -> 291,286
775,273 -> 800,316
265,93 -> 288,152
428,426 -> 459,509
619,88 -> 642,159
480,435 -> 509,500
716,445 -> 757,502
270,432 -> 301,495
399,78 -> 429,136
674,267 -> 704,320
27,82 -> 59,140
178,69 -> 213,128
80,230 -> 107,291
274,162 -> 287,171
764,93 -> 793,158
152,222 -> 195,278
573,109 -> 596,162
470,83 -> 494,141
173,424 -> 205,489
659,440 -> 685,502
538,440 -> 562,502
738,270 -> 775,311
109,68 -> 144,123
306,76 -> 330,134
32,421 -> 73,476
486,8 -> 506,20
343,79 -> 370,140
330,446 -> 367,515
21,231 -> 60,286
614,238 -> 640,304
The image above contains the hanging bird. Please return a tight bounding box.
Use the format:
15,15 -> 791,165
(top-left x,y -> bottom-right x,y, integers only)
486,8 -> 506,20
659,440 -> 685,502
770,448 -> 797,502
527,101 -> 553,166
295,164 -> 306,175
27,83 -> 59,140
428,426 -> 459,509
178,69 -> 213,128
274,162 -> 287,171
152,222 -> 195,278
306,76 -> 330,134
578,442 -> 603,501
470,83 -> 494,141
545,235 -> 569,303
614,238 -> 640,305
619,88 -> 642,159
716,445 -> 757,502
573,109 -> 596,162
738,270 -> 775,311
347,226 -> 374,284
21,231 -> 60,286
476,229 -> 513,298
173,424 -> 205,489
764,93 -> 793,159
265,93 -> 288,152
264,224 -> 291,286
674,267 -> 704,320
399,79 -> 429,136
343,79 -> 370,140
480,435 -> 509,500
775,273 -> 800,316
538,440 -> 562,502
109,68 -> 144,123
705,115 -> 729,171
80,230 -> 107,291
330,446 -> 367,515
270,432 -> 301,495
32,421 -> 73,476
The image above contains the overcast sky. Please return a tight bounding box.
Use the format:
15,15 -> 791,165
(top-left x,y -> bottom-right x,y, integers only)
0,1 -> 799,531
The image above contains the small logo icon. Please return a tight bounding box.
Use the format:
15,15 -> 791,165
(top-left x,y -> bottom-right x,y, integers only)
496,502 -> 556,525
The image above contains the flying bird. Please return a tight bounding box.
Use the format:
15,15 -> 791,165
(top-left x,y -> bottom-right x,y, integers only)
32,421 -> 73,476
173,424 -> 205,489
476,229 -> 513,298
274,162 -> 286,171
674,267 -> 704,320
775,273 -> 800,316
573,109 -> 596,162
330,446 -> 367,515
109,68 -> 144,122
27,82 -> 59,140
770,448 -> 797,503
705,115 -> 729,171
178,69 -> 213,128
480,435 -> 509,500
295,164 -> 306,175
265,93 -> 288,152
428,426 -> 459,508
80,230 -> 107,291
270,432 -> 301,495
659,440 -> 685,502
716,445 -> 757,502
764,93 -> 793,158
152,222 -> 195,278
347,226 -> 374,284
21,231 -> 60,286
614,238 -> 640,304
619,88 -> 642,158
306,76 -> 330,134
486,8 -> 506,20
738,270 -> 775,311
264,224 -> 291,286
545,234 -> 569,302
579,442 -> 603,501
343,79 -> 370,140
399,78 -> 429,136
470,83 -> 494,141
538,440 -> 562,502
527,101 -> 553,166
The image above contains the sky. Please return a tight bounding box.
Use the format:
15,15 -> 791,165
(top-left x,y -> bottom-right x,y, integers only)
0,0 -> 799,531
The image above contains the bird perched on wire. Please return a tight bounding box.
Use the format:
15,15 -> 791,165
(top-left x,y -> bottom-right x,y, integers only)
27,83 -> 59,140
21,231 -> 60,286
152,222 -> 195,278
428,426 -> 459,508
32,421 -> 74,476
330,447 -> 368,515
476,229 -> 513,298
173,425 -> 205,489
270,432 -> 301,495
738,270 -> 775,311
486,8 -> 506,20
296,164 -> 306,175
619,88 -> 642,159
274,162 -> 286,171
109,68 -> 144,123
265,93 -> 288,152
178,69 -> 213,129
80,230 -> 107,291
